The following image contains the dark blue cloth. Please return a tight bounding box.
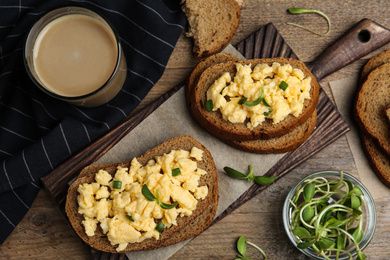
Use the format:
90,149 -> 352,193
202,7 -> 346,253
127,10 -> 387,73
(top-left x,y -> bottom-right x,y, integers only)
0,0 -> 186,245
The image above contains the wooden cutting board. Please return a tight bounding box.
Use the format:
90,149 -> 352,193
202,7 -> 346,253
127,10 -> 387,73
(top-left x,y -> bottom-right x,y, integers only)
41,20 -> 390,260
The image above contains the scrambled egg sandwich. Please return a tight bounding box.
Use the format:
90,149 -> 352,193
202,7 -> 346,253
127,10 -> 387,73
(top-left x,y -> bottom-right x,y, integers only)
66,135 -> 218,253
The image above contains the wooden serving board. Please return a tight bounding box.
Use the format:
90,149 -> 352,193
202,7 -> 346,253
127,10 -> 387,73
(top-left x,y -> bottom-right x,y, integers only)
41,20 -> 390,260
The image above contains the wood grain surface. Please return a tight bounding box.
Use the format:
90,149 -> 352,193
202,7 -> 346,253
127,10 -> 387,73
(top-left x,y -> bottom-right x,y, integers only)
1,0 -> 390,259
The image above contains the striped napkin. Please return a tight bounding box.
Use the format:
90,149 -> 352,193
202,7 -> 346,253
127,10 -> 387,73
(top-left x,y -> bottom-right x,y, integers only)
0,0 -> 186,245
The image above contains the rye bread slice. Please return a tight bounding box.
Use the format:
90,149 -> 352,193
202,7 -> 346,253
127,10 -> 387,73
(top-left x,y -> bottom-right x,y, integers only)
355,63 -> 390,158
360,49 -> 390,83
361,133 -> 390,188
385,103 -> 390,122
180,0 -> 241,57
186,53 -> 240,111
65,135 -> 218,253
190,57 -> 320,141
223,110 -> 317,154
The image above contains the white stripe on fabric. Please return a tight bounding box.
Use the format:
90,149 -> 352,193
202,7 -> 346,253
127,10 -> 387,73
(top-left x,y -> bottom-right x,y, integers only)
0,149 -> 13,156
0,71 -> 13,79
119,37 -> 166,68
106,104 -> 126,117
12,190 -> 29,209
22,149 -> 35,182
120,89 -> 142,102
69,105 -> 110,130
0,6 -> 33,9
31,98 -> 59,121
59,123 -> 71,155
128,69 -> 155,85
0,126 -> 35,142
41,139 -> 53,170
69,0 -> 175,48
0,101 -> 49,130
81,124 -> 91,142
27,11 -> 46,16
0,25 -> 15,29
136,0 -> 184,29
2,160 -> 13,189
0,210 -> 15,227
30,182 -> 40,189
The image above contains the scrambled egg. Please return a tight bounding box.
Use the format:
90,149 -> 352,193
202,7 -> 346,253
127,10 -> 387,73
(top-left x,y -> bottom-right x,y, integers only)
77,147 -> 208,252
206,62 -> 312,129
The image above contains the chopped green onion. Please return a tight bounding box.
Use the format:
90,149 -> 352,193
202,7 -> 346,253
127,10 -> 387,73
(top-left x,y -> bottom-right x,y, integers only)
171,168 -> 181,176
155,222 -> 164,233
264,109 -> 272,116
126,214 -> 134,222
238,97 -> 247,105
141,184 -> 156,201
205,99 -> 213,112
113,180 -> 122,189
279,81 -> 289,91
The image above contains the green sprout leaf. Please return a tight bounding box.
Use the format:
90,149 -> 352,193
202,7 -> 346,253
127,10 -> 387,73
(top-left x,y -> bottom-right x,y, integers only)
303,182 -> 315,202
224,167 -> 248,180
254,176 -> 276,186
155,222 -> 164,233
286,8 -> 331,36
237,236 -> 247,256
142,184 -> 156,201
238,97 -> 247,105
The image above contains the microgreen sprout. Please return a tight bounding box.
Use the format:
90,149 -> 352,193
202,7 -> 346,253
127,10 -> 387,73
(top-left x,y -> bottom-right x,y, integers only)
224,165 -> 276,186
288,171 -> 367,260
141,184 -> 178,210
236,236 -> 267,260
286,8 -> 331,36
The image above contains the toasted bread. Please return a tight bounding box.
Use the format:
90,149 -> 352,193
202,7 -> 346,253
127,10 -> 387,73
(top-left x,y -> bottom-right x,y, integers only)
224,110 -> 317,154
181,0 -> 241,57
190,57 -> 320,141
385,103 -> 390,123
360,49 -> 390,83
186,53 -> 240,112
361,133 -> 390,188
355,63 -> 390,158
65,135 -> 219,253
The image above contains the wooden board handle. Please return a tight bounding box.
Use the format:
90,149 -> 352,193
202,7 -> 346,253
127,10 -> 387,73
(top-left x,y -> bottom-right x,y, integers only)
306,18 -> 390,81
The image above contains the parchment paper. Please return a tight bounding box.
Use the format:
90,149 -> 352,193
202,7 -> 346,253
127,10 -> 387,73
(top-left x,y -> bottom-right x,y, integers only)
330,77 -> 390,199
94,46 -> 285,259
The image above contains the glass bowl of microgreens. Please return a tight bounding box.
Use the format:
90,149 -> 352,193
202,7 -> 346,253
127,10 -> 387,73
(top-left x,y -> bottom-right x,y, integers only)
282,170 -> 376,260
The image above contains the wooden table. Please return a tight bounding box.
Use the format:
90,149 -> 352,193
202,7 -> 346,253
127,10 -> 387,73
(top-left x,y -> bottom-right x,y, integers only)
1,0 -> 390,259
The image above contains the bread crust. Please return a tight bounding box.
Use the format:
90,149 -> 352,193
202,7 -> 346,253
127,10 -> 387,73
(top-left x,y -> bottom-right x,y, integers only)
355,63 -> 390,158
190,58 -> 320,141
360,133 -> 390,188
65,135 -> 218,253
181,0 -> 241,57
186,53 -> 240,112
223,110 -> 317,154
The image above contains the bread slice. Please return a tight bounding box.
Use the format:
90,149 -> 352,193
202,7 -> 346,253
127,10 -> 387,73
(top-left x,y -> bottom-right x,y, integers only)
361,133 -> 390,188
190,57 -> 320,141
65,135 -> 219,253
385,103 -> 390,122
360,49 -> 390,83
180,0 -> 241,57
224,110 -> 317,154
186,53 -> 240,111
355,63 -> 390,157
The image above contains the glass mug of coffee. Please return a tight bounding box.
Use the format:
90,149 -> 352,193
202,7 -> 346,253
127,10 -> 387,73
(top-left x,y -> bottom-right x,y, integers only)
24,6 -> 127,107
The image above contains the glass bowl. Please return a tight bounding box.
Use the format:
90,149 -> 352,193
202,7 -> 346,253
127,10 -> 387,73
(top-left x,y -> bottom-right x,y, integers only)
282,170 -> 376,259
